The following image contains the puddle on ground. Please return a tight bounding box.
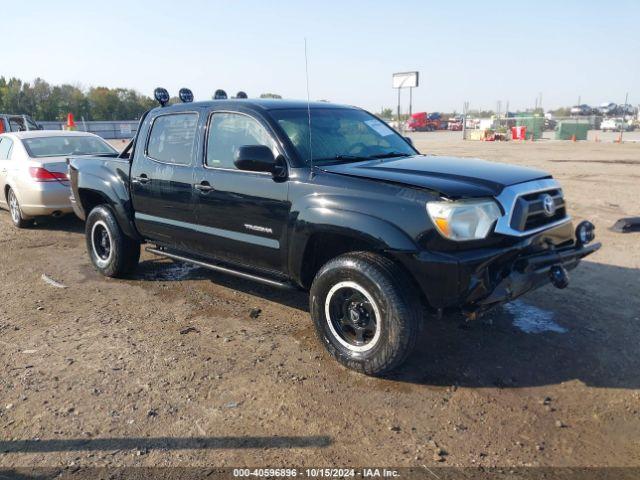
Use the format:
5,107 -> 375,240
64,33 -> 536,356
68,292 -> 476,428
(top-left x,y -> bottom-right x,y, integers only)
503,300 -> 567,334
142,261 -> 204,281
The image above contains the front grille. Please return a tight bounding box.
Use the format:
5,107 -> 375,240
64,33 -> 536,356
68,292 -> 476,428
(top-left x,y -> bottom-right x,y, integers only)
510,189 -> 567,232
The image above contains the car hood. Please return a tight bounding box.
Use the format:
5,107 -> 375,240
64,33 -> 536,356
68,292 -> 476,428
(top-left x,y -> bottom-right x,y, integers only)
320,154 -> 551,198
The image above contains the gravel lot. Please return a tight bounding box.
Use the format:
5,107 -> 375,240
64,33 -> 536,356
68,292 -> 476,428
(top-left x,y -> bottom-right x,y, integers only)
1,133 -> 639,470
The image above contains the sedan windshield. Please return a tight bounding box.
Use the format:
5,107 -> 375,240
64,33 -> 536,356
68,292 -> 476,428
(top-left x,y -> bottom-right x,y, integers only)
270,108 -> 416,166
23,136 -> 117,158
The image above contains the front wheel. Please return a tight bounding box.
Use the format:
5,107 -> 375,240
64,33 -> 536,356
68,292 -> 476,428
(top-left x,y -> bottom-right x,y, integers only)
85,205 -> 140,277
310,252 -> 421,376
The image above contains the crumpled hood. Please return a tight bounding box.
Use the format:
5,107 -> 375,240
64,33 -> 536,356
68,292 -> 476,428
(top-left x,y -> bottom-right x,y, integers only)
320,154 -> 551,198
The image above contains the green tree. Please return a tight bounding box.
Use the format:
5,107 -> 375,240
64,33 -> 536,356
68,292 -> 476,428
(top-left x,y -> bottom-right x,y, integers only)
259,93 -> 282,99
378,107 -> 393,119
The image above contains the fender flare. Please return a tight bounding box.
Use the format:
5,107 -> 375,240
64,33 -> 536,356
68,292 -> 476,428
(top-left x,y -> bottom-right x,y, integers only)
288,206 -> 418,285
74,168 -> 140,240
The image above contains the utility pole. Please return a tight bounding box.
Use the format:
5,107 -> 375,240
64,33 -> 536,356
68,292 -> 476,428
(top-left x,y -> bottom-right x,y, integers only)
409,87 -> 413,118
539,92 -> 543,112
397,88 -> 402,133
462,101 -> 469,140
620,92 -> 629,142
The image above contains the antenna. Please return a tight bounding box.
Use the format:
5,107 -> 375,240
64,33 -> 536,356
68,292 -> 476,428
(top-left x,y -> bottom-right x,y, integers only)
304,38 -> 314,178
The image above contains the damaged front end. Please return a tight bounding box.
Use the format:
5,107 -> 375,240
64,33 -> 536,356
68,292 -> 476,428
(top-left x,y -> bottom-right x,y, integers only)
395,219 -> 601,320
460,220 -> 600,319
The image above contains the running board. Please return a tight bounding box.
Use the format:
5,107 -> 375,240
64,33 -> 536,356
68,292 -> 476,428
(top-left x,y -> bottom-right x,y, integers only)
145,247 -> 294,289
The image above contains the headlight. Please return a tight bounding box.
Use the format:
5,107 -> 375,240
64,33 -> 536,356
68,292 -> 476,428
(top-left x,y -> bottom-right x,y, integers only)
427,199 -> 501,241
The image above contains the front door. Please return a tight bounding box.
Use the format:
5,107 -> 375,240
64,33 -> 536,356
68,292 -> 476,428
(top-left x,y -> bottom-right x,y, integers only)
130,111 -> 201,253
192,111 -> 290,274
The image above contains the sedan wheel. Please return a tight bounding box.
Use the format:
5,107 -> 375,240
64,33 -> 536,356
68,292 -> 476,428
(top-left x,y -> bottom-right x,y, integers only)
7,188 -> 33,228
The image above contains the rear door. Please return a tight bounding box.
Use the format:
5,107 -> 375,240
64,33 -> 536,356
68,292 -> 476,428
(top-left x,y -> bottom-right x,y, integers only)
130,111 -> 201,252
192,111 -> 290,273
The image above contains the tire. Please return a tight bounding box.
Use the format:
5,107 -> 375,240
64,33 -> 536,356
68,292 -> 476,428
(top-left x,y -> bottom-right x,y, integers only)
309,252 -> 421,376
7,188 -> 33,228
85,205 -> 140,277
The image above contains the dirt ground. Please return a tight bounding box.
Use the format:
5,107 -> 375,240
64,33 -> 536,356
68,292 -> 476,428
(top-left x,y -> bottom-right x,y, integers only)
1,133 -> 639,470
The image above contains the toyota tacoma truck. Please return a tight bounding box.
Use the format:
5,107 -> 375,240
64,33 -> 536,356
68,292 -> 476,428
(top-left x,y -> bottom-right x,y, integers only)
68,88 -> 601,375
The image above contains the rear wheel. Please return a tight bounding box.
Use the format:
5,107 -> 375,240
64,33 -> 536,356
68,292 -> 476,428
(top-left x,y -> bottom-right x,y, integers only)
7,188 -> 33,228
86,205 -> 140,277
310,252 -> 421,376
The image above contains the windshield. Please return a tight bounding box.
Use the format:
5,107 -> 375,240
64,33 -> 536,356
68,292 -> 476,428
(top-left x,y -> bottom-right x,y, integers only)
23,136 -> 117,158
270,108 -> 416,166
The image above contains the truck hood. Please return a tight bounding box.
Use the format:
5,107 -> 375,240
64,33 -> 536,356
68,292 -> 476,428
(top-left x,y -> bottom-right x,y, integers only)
320,154 -> 550,198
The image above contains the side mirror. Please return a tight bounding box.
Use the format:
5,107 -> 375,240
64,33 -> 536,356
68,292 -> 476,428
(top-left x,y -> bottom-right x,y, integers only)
404,136 -> 414,146
234,145 -> 277,173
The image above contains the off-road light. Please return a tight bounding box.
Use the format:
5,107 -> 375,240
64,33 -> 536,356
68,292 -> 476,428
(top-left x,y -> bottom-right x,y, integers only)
179,88 -> 194,103
427,199 -> 501,241
236,91 -> 248,99
154,87 -> 170,107
214,89 -> 228,100
575,220 -> 595,245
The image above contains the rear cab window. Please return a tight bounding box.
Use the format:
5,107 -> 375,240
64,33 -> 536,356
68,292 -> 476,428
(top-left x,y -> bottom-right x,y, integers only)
146,113 -> 198,165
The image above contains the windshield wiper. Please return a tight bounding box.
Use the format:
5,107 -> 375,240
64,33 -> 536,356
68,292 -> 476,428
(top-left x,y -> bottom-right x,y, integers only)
368,152 -> 413,159
335,154 -> 371,161
315,154 -> 372,164
317,152 -> 412,165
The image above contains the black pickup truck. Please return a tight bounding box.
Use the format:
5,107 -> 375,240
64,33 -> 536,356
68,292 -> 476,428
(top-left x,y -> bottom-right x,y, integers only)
68,89 -> 600,375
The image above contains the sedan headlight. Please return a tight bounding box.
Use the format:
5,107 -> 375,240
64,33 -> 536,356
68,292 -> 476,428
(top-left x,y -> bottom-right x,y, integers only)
427,199 -> 501,241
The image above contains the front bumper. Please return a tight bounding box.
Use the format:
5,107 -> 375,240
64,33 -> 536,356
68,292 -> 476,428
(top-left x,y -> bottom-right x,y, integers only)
395,220 -> 601,313
471,240 -> 600,312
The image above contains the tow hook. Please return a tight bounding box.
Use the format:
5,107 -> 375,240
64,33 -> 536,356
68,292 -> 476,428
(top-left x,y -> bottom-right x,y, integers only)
549,265 -> 569,289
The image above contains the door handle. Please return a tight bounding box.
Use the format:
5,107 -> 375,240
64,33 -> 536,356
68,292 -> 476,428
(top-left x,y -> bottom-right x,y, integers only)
132,174 -> 150,185
194,182 -> 214,193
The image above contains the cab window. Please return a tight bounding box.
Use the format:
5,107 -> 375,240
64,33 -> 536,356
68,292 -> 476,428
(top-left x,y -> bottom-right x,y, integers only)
146,113 -> 198,165
206,113 -> 276,170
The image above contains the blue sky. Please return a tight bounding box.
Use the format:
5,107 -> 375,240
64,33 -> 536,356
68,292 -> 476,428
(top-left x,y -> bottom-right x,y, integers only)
4,0 -> 639,113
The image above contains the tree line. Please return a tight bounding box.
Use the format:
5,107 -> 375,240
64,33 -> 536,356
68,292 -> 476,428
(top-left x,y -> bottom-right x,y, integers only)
0,77 -> 156,121
0,77 -> 290,122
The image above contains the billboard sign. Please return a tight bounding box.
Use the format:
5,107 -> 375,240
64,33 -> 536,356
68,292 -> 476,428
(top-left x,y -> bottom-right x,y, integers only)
392,71 -> 419,89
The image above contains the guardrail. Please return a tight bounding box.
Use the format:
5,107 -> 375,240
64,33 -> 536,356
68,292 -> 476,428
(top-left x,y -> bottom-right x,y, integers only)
37,120 -> 139,139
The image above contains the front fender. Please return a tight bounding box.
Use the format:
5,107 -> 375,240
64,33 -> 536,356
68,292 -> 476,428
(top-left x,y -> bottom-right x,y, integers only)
288,206 -> 418,284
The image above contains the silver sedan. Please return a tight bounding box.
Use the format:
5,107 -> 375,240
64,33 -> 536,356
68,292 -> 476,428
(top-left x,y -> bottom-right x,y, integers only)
0,130 -> 118,227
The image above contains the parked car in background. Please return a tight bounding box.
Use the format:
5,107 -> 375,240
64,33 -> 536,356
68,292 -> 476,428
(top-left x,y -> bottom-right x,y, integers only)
0,130 -> 118,227
598,102 -> 617,116
0,114 -> 42,133
600,118 -> 634,132
447,119 -> 462,131
618,104 -> 636,117
570,104 -> 594,116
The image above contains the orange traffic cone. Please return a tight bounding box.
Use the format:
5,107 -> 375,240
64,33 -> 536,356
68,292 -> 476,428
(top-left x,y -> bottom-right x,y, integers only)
571,134 -> 576,142
65,113 -> 76,131
595,134 -> 600,143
